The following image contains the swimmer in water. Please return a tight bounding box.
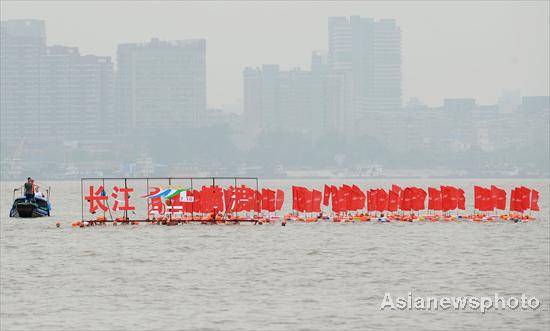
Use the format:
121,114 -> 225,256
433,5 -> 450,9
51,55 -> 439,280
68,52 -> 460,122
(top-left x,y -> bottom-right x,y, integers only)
378,213 -> 388,222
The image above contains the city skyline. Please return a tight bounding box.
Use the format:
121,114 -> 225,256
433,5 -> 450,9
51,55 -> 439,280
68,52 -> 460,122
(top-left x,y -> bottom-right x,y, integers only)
1,11 -> 548,180
1,1 -> 548,109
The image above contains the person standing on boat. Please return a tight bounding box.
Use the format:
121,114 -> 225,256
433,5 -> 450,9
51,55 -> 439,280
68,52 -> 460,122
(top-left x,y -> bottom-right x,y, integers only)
24,177 -> 35,201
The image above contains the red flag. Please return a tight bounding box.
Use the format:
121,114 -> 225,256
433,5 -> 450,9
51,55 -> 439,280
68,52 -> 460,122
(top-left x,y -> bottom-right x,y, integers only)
303,188 -> 313,212
331,186 -> 340,212
323,185 -> 331,206
410,187 -> 426,211
441,186 -> 451,212
261,188 -> 268,211
513,188 -> 525,212
342,184 -> 352,211
428,187 -> 442,210
520,187 -> 531,211
367,189 -> 377,212
376,189 -> 388,212
417,187 -> 427,211
294,186 -> 303,212
450,186 -> 459,211
387,190 -> 399,212
457,188 -> 465,210
490,185 -> 506,210
473,186 -> 493,211
400,187 -> 412,211
292,186 -> 299,211
441,186 -> 458,212
509,188 -> 515,212
260,188 -> 276,212
296,187 -> 307,212
483,188 -> 495,211
351,185 -> 365,210
275,189 -> 284,211
267,189 -> 276,212
474,186 -> 493,211
531,189 -> 540,211
510,188 -> 522,212
312,189 -> 322,213
251,190 -> 260,211
474,186 -> 483,210
293,187 -> 311,213
358,187 -> 366,210
349,186 -> 359,211
410,188 -> 419,211
391,184 -> 402,195
337,187 -> 346,212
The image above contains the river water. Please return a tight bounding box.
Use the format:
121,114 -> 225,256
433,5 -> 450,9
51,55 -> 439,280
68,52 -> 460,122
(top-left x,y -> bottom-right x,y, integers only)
1,179 -> 549,330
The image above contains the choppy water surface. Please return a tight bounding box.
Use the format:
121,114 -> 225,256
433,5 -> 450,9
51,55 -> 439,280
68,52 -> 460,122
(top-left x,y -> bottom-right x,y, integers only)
1,179 -> 549,330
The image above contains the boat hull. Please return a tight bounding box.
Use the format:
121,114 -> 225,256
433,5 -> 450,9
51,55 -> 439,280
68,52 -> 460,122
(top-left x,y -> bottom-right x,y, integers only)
9,198 -> 50,218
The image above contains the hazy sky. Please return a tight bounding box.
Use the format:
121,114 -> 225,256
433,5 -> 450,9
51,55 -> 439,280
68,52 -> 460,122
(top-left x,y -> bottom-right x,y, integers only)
2,1 -> 549,109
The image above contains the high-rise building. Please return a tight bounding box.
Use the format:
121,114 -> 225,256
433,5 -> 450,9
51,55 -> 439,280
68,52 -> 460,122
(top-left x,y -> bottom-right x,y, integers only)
1,19 -> 46,144
70,54 -> 115,138
243,64 -> 288,130
244,65 -> 311,131
260,64 -> 280,128
39,46 -> 114,141
116,38 -> 206,130
243,67 -> 263,127
328,16 -> 402,114
311,51 -> 352,133
278,68 -> 313,131
328,17 -> 353,72
1,20 -> 114,146
243,61 -> 350,134
243,16 -> 399,135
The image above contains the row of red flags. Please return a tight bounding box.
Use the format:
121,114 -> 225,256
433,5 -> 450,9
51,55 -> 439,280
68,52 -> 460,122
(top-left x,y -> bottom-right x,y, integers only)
291,185 -> 540,213
474,186 -> 539,212
155,185 -> 284,213
509,186 -> 539,212
292,186 -> 323,212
